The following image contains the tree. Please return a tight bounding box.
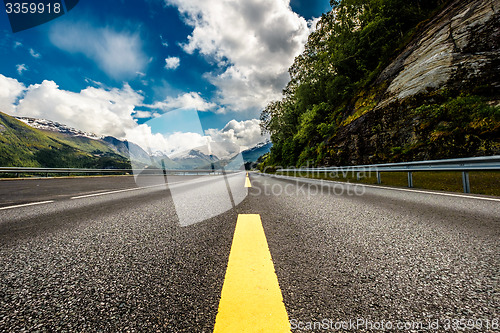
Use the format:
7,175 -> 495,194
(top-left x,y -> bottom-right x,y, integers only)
260,0 -> 444,166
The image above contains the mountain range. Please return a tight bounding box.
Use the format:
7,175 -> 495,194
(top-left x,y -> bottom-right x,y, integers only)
0,112 -> 271,169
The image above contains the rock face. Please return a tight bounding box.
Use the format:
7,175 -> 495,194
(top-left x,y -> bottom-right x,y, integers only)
325,0 -> 500,165
378,0 -> 499,103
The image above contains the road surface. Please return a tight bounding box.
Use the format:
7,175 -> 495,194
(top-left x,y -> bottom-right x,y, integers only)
0,173 -> 498,332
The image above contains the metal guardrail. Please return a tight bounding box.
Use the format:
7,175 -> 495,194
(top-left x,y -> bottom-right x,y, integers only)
277,156 -> 500,193
0,167 -> 230,177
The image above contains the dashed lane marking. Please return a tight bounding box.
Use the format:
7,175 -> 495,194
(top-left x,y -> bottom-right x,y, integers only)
213,214 -> 290,332
244,174 -> 252,188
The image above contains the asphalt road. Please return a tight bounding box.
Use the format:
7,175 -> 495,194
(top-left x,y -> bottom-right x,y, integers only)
0,173 -> 498,332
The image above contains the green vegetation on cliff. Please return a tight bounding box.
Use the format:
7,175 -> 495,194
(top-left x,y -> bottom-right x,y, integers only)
260,0 -> 499,167
404,94 -> 500,159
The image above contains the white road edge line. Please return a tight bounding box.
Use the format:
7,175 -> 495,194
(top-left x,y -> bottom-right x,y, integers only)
0,200 -> 55,211
263,174 -> 500,203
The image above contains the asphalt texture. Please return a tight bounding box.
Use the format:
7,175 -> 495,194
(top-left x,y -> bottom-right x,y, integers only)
0,173 -> 498,332
0,175 -> 151,208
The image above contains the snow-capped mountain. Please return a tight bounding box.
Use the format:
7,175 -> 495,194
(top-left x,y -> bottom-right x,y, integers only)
14,115 -> 155,167
15,117 -> 101,139
241,139 -> 272,163
247,139 -> 272,150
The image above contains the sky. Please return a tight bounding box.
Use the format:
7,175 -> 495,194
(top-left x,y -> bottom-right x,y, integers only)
0,0 -> 331,155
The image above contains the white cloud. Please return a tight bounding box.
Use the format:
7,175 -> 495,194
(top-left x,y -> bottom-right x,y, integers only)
125,124 -> 209,156
160,35 -> 169,48
0,74 -> 218,157
125,116 -> 267,156
127,119 -> 266,156
165,56 -> 180,70
49,22 -> 148,79
133,110 -> 154,118
151,92 -> 216,112
0,74 -> 267,159
14,42 -> 22,49
205,118 -> 268,150
0,74 -> 216,156
15,80 -> 141,138
16,64 -> 28,75
29,48 -> 41,59
165,0 -> 316,113
0,74 -> 25,114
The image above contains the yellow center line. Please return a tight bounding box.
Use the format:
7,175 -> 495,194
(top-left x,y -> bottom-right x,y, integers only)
245,174 -> 252,187
213,214 -> 290,332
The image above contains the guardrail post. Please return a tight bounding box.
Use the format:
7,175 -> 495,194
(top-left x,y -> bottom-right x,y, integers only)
407,172 -> 413,188
462,171 -> 470,193
356,172 -> 361,181
377,171 -> 381,184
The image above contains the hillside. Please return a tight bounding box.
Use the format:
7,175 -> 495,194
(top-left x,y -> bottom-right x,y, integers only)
0,112 -> 131,168
261,0 -> 500,167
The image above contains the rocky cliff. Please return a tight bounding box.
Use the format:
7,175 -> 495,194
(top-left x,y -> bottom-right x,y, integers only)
325,0 -> 500,165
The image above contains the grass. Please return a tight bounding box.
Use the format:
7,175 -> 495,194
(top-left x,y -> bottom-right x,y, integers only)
275,170 -> 500,196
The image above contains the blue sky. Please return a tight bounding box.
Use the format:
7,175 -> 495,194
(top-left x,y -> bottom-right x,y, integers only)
0,0 -> 331,154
